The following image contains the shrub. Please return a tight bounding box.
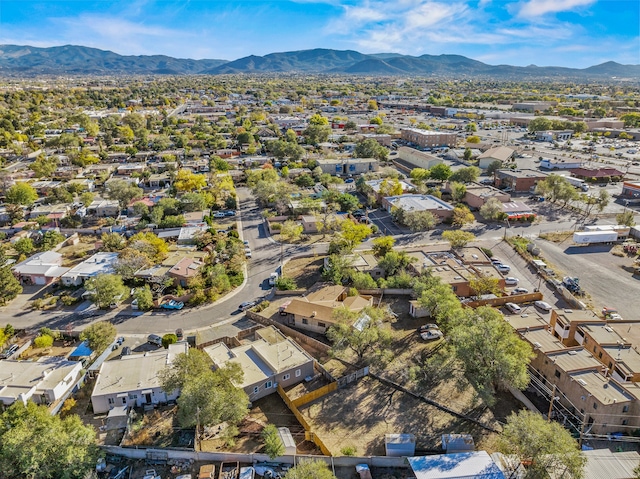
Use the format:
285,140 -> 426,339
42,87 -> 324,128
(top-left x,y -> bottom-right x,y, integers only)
480,247 -> 493,258
59,398 -> 77,418
162,333 -> 178,348
253,300 -> 270,312
188,290 -> 207,306
34,334 -> 54,349
341,445 -> 357,456
275,276 -> 298,291
59,294 -> 79,306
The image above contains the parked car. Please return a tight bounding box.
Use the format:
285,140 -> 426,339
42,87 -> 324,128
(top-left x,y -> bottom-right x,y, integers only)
345,178 -> 355,184
224,210 -> 236,216
505,302 -> 522,314
490,257 -> 503,264
511,287 -> 529,295
161,300 -> 184,310
244,248 -> 252,258
504,277 -> 519,285
420,329 -> 444,341
534,301 -> 552,312
243,240 -> 249,247
213,211 -> 226,218
239,301 -> 257,311
0,343 -> 19,359
147,334 -> 162,346
419,324 -> 440,332
121,346 -> 132,356
496,264 -> 511,273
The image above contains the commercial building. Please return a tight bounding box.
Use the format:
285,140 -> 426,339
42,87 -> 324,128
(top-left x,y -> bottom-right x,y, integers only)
476,146 -> 515,169
381,194 -> 454,221
461,184 -> 511,209
496,169 -> 548,193
396,147 -> 444,170
400,128 -> 457,148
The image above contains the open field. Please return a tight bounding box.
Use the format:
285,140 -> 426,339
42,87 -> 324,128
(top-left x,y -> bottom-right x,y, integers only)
283,256 -> 324,289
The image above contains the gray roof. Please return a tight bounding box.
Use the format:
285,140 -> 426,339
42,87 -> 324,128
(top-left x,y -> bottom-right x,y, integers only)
582,449 -> 640,479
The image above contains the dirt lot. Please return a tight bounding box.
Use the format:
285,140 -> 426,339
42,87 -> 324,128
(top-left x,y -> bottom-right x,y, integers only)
200,394 -> 321,455
19,340 -> 76,360
283,256 -> 324,289
293,296 -> 519,456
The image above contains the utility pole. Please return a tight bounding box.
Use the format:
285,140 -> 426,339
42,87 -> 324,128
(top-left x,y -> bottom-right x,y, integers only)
547,383 -> 557,422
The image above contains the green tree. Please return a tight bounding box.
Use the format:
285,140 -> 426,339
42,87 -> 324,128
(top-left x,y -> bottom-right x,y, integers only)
79,191 -> 95,207
442,230 -> 476,248
479,197 -> 507,221
463,148 -> 473,162
403,210 -> 437,231
450,166 -> 480,184
84,274 -> 128,309
0,401 -> 98,479
378,178 -> 403,197
535,174 -> 577,204
34,334 -> 54,349
498,410 -> 586,479
372,236 -> 395,257
367,100 -> 378,111
100,232 -> 126,252
41,231 -> 65,251
469,276 -> 501,297
466,135 -> 481,143
322,254 -> 354,285
450,182 -> 467,203
30,155 -> 59,178
450,307 -> 533,405
113,248 -> 152,280
303,124 -> 331,145
284,460 -> 336,479
528,117 -> 553,132
13,237 -> 34,255
0,248 -> 22,304
6,182 -> 38,206
429,163 -> 453,182
106,179 -> 143,208
262,424 -> 285,459
486,160 -> 502,180
134,285 -> 154,311
160,349 -> 249,428
410,168 -> 431,185
326,307 -> 392,365
354,138 -> 389,161
280,220 -> 304,242
162,333 -> 178,349
350,271 -> 377,289
617,210 -> 636,227
378,251 -> 414,276
332,219 -> 371,252
79,321 -> 117,354
309,113 -> 329,126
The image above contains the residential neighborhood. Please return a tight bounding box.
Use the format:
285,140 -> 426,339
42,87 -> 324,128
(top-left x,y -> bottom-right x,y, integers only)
0,73 -> 640,479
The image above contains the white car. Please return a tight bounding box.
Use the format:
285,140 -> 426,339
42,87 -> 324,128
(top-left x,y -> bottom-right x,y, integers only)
213,211 -> 226,218
496,264 -> 511,273
534,301 -> 552,312
504,277 -> 519,285
420,329 -> 443,341
505,302 -> 522,314
244,248 -> 252,258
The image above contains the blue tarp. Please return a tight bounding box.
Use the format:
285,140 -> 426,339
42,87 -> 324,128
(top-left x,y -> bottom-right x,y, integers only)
69,340 -> 92,359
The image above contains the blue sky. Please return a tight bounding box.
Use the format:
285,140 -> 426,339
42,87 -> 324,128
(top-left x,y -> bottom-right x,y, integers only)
0,0 -> 638,68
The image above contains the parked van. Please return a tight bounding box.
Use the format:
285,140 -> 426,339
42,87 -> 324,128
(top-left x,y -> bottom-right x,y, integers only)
147,334 -> 162,347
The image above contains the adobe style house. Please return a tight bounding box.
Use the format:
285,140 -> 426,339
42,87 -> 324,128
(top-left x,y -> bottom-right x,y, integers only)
204,326 -> 314,402
282,284 -> 373,334
91,342 -> 188,414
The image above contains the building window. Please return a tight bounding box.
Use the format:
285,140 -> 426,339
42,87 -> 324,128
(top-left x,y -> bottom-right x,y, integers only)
282,374 -> 290,381
295,369 -> 301,377
622,419 -> 629,426
318,322 -> 326,329
593,346 -> 596,353
108,398 -> 115,405
623,405 -> 629,413
129,394 -> 137,400
121,397 -> 126,405
593,403 -> 598,410
608,362 -> 613,369
302,318 -> 308,325
598,352 -> 603,359
452,286 -> 457,292
555,370 -> 561,379
266,381 -> 272,389
253,387 -> 259,394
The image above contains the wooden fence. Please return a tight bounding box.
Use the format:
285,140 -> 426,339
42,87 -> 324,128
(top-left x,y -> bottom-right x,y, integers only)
292,382 -> 338,408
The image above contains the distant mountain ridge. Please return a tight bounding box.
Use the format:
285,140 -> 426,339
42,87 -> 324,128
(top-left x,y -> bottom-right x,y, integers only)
0,44 -> 639,79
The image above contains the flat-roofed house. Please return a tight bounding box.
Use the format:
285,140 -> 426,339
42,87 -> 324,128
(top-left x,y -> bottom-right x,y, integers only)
11,251 -> 70,286
0,357 -> 83,407
283,284 -> 373,334
91,342 -> 188,414
204,326 -> 314,401
61,252 -> 118,286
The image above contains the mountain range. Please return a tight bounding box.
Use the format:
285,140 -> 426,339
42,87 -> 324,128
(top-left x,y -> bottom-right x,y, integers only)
0,44 -> 638,79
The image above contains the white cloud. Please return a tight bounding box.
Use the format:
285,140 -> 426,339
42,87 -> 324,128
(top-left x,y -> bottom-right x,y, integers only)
517,0 -> 596,18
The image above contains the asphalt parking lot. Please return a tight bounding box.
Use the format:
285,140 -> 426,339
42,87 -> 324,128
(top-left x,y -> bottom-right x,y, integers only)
481,238 -> 570,311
